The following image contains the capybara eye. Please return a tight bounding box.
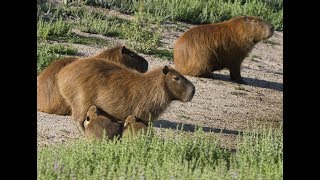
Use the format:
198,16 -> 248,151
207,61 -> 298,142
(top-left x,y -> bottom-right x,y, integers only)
86,116 -> 90,121
173,76 -> 180,81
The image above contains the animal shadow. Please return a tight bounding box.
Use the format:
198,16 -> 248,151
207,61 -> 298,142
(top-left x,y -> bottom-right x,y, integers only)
212,74 -> 283,91
153,119 -> 243,136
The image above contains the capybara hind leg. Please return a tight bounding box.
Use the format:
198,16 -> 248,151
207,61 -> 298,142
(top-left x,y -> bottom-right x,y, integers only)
229,65 -> 246,84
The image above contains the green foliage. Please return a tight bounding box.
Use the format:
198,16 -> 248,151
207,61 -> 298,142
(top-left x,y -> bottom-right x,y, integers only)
38,126 -> 282,179
37,17 -> 71,40
147,49 -> 173,61
121,5 -> 162,53
84,0 -> 283,30
75,10 -> 124,37
37,43 -> 78,74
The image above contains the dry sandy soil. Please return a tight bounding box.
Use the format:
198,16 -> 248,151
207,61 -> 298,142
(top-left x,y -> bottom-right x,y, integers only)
37,8 -> 283,148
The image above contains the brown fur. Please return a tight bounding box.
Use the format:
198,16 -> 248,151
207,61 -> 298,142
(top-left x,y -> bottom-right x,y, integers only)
122,115 -> 148,138
37,46 -> 149,115
37,57 -> 77,115
84,106 -> 123,140
84,108 -> 147,139
173,16 -> 274,84
57,59 -> 195,134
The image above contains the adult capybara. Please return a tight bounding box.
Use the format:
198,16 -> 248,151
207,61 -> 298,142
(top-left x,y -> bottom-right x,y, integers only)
37,57 -> 77,115
173,15 -> 274,84
57,59 -> 195,134
93,46 -> 148,73
122,115 -> 148,138
37,45 -> 149,115
84,106 -> 123,140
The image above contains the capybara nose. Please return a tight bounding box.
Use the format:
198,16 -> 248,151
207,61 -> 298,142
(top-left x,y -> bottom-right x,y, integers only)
270,25 -> 274,32
188,86 -> 196,101
142,61 -> 149,73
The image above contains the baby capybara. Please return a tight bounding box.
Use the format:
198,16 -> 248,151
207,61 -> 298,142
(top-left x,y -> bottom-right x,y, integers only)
84,107 -> 147,140
173,15 -> 274,84
122,115 -> 148,138
84,106 -> 123,140
37,46 -> 148,115
57,59 -> 195,134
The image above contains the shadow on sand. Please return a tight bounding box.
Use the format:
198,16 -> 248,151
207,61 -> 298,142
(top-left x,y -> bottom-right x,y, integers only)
153,119 -> 243,136
212,74 -> 283,91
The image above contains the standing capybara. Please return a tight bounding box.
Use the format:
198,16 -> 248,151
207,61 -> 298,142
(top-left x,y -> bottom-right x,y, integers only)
84,106 -> 123,140
57,59 -> 195,134
122,115 -> 148,138
173,15 -> 274,84
37,45 -> 149,115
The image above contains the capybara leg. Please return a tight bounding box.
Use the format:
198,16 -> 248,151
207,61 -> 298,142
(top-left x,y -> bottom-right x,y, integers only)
72,108 -> 87,135
75,121 -> 85,135
229,65 -> 246,84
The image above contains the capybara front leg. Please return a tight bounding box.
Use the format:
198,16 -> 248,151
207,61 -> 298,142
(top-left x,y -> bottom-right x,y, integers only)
71,108 -> 87,135
75,121 -> 85,135
229,64 -> 246,84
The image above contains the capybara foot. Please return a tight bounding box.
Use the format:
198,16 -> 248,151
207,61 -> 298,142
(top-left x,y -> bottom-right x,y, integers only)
233,78 -> 247,85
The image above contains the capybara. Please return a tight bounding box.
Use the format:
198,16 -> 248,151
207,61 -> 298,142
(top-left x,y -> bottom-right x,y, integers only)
37,57 -> 77,115
84,106 -> 123,140
37,45 -> 149,115
173,15 -> 274,84
57,59 -> 195,134
84,108 -> 147,139
93,45 -> 148,73
122,115 -> 148,138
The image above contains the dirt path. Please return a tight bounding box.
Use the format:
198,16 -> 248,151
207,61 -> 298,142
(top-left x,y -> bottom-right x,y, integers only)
37,10 -> 283,148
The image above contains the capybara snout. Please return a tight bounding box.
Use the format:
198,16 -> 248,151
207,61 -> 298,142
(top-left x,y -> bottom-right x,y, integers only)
163,66 -> 196,102
240,16 -> 274,41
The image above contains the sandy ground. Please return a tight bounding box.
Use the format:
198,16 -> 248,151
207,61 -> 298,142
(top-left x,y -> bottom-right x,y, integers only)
37,8 -> 283,148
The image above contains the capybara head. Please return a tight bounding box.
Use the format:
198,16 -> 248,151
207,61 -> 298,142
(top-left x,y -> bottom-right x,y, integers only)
162,65 -> 195,102
94,45 -> 148,73
84,106 -> 122,139
121,46 -> 149,73
123,115 -> 148,137
230,16 -> 274,43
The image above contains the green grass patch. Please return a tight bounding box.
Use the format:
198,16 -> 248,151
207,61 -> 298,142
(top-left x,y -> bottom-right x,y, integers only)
48,33 -> 110,46
121,7 -> 162,53
38,126 -> 282,179
76,15 -> 123,37
37,17 -> 71,40
145,49 -> 173,61
263,39 -> 281,46
37,43 -> 78,74
85,0 -> 283,30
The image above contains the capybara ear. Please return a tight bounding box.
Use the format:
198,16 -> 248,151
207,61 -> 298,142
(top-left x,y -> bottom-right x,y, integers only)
242,16 -> 249,23
124,115 -> 136,127
87,106 -> 98,120
162,65 -> 169,75
121,46 -> 128,54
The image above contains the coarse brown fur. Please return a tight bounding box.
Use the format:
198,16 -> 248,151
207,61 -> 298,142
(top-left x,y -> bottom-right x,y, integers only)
37,46 -> 149,115
84,108 -> 147,139
122,115 -> 148,138
84,106 -> 123,140
173,15 -> 274,84
57,59 -> 195,134
37,57 -> 77,115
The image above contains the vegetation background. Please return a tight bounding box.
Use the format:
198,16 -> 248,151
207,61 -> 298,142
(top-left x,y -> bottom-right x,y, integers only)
37,0 -> 283,179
